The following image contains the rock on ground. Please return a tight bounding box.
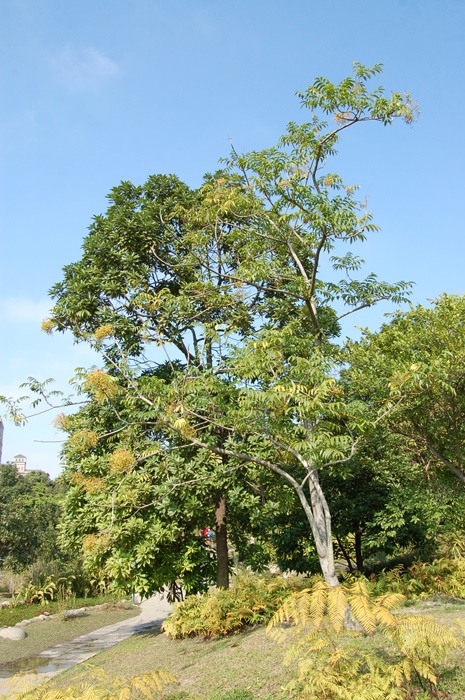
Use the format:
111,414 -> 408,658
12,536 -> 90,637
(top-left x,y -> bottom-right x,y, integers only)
0,627 -> 27,641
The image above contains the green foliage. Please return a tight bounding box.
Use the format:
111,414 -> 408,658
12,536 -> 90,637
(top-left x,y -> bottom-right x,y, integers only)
268,580 -> 461,699
346,294 -> 465,486
162,572 -> 309,638
26,557 -> 107,599
0,465 -> 63,572
4,669 -> 178,699
12,576 -> 58,606
366,557 -> 465,600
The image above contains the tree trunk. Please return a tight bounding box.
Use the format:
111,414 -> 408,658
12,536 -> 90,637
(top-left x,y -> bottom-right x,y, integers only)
295,470 -> 339,587
355,528 -> 364,572
308,471 -> 339,586
215,490 -> 229,589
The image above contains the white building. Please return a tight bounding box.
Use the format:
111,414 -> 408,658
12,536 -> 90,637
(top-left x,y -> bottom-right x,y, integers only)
13,454 -> 27,474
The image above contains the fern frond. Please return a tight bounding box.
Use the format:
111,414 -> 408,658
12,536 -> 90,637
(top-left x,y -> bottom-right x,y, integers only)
266,624 -> 289,643
375,593 -> 406,610
347,582 -> 376,634
411,658 -> 437,685
327,584 -> 348,634
267,583 -> 326,631
392,614 -> 460,665
117,688 -> 131,700
130,670 -> 177,694
373,605 -> 397,630
308,581 -> 328,630
328,646 -> 355,671
385,660 -> 409,688
284,635 -> 329,667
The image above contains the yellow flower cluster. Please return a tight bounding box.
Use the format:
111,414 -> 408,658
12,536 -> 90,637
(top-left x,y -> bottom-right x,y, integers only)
68,429 -> 99,454
108,448 -> 135,474
82,533 -> 110,555
41,318 -> 55,334
69,471 -> 86,487
94,324 -> 115,340
84,369 -> 119,401
53,412 -> 71,431
69,472 -> 104,493
83,476 -> 105,494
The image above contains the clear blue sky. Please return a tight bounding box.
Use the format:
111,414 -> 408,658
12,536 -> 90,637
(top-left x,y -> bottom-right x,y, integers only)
1,0 -> 464,477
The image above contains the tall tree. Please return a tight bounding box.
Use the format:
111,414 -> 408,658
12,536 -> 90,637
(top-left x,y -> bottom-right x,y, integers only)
49,176 -> 228,588
47,63 -> 417,587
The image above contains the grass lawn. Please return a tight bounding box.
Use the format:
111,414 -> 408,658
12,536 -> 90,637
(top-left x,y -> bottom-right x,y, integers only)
51,624 -> 293,699
0,602 -> 139,666
0,594 -> 127,627
46,599 -> 465,700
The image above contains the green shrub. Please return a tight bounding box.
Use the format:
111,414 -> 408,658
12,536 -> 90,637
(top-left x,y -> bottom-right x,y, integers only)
12,576 -> 58,606
27,557 -> 110,599
162,572 -> 310,638
354,557 -> 465,600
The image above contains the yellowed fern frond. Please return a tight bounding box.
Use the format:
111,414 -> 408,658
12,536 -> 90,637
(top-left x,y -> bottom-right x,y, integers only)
393,614 -> 460,665
266,624 -> 288,643
327,584 -> 348,634
328,646 -> 354,671
307,581 -> 328,630
267,585 -> 318,631
412,658 -> 437,685
10,669 -> 178,700
385,660 -> 409,688
131,676 -> 158,697
117,688 -> 131,700
375,593 -> 406,610
401,655 -> 413,682
373,605 -> 397,630
283,631 -> 327,665
135,670 -> 178,692
347,581 -> 376,634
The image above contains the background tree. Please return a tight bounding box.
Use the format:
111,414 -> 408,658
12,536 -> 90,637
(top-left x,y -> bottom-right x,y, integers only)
0,464 -> 62,571
346,295 -> 465,487
321,425 -> 459,572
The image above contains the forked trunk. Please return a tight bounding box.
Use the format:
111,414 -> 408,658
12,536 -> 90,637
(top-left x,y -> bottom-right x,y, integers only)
295,469 -> 339,587
215,490 -> 229,589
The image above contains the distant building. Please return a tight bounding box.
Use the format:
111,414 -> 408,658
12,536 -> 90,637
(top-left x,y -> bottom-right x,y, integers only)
0,418 -> 3,463
13,454 -> 27,475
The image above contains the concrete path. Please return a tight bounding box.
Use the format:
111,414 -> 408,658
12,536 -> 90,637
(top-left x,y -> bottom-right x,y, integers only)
0,595 -> 172,697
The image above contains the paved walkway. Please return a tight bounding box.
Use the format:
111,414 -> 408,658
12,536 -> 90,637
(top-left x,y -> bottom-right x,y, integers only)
0,595 -> 172,697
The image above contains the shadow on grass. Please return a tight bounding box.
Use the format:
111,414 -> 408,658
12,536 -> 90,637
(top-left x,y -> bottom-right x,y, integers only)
162,692 -> 265,700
